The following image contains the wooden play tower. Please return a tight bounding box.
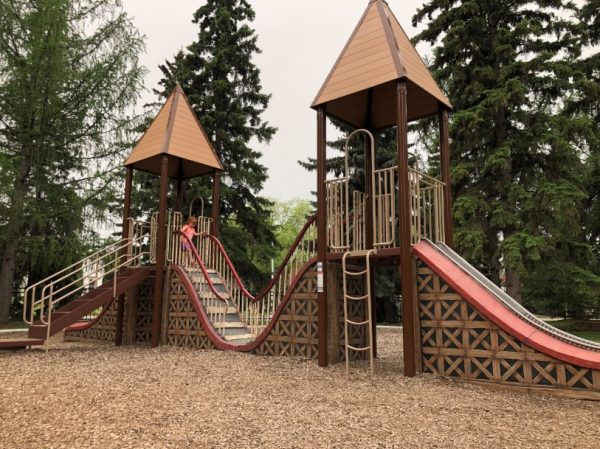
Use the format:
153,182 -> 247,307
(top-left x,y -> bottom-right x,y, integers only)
12,0 -> 600,400
123,84 -> 223,348
311,0 -> 452,374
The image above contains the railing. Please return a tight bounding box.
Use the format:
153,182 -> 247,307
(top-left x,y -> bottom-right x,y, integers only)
23,219 -> 150,339
177,215 -> 318,338
373,166 -> 397,248
326,166 -> 446,250
151,211 -> 212,263
409,168 -> 445,244
326,178 -> 350,252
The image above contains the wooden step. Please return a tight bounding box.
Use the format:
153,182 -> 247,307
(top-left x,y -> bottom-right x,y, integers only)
206,306 -> 237,314
200,292 -> 230,300
28,324 -> 48,339
212,321 -> 246,329
223,333 -> 253,341
0,338 -> 45,350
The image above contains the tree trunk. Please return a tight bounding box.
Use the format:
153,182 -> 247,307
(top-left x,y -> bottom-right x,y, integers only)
0,239 -> 19,324
505,268 -> 523,303
0,155 -> 31,324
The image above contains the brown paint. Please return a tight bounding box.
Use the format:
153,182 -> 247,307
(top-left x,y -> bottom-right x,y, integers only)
125,84 -> 222,179
317,107 -> 328,367
397,81 -> 417,377
115,167 -> 133,346
151,155 -> 170,348
211,170 -> 221,237
439,106 -> 453,247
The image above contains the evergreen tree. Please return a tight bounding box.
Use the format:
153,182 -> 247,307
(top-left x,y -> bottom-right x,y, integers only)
412,0 -> 600,311
0,0 -> 144,323
154,0 -> 277,289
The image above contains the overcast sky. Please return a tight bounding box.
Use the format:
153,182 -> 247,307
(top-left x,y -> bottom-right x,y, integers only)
122,0 -> 428,201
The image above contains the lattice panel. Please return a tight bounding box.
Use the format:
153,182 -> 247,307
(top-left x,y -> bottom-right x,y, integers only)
64,298 -> 123,343
253,271 -> 319,358
134,281 -> 153,344
416,262 -> 600,394
166,273 -> 216,350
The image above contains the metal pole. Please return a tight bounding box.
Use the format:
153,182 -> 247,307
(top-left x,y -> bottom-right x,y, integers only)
317,107 -> 328,367
151,155 -> 170,348
115,166 -> 133,346
439,106 -> 453,247
397,80 -> 417,377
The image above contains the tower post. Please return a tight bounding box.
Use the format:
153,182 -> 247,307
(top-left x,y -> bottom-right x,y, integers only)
211,170 -> 221,237
115,166 -> 133,346
439,106 -> 453,246
151,155 -> 170,348
396,80 -> 417,377
317,107 -> 328,367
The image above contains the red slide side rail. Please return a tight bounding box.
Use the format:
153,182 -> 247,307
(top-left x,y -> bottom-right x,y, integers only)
413,241 -> 600,371
171,258 -> 317,352
182,214 -> 317,304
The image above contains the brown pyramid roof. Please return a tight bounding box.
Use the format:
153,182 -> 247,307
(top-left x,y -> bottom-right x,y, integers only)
125,84 -> 223,179
312,0 -> 451,128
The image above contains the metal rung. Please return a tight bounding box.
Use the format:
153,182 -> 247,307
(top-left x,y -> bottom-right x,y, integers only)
344,269 -> 367,277
347,345 -> 371,352
346,319 -> 369,326
345,294 -> 368,301
343,249 -> 377,258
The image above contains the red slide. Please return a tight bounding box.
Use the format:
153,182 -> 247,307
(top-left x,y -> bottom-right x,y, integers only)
413,240 -> 600,371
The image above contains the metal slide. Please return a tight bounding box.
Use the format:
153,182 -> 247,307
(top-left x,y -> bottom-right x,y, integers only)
425,239 -> 600,352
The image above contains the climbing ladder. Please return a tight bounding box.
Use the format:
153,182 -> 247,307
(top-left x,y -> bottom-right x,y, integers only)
342,249 -> 376,374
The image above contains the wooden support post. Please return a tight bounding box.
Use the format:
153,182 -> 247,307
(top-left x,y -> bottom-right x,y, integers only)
211,170 -> 221,237
116,166 -> 133,346
397,81 -> 417,377
175,178 -> 185,214
317,107 -> 328,367
151,155 -> 169,348
327,262 -> 341,365
439,106 -> 453,247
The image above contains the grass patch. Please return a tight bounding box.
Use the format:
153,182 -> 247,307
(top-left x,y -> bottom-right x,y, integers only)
542,319 -> 600,343
0,321 -> 27,331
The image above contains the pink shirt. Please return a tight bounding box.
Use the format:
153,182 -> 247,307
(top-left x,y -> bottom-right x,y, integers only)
181,224 -> 195,241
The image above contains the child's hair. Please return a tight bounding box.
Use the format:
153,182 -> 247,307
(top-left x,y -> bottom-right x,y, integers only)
187,216 -> 198,225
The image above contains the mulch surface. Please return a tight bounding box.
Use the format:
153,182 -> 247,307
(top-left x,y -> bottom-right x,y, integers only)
1,327 -> 599,448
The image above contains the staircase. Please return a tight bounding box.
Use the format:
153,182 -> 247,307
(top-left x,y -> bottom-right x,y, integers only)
0,268 -> 150,350
0,227 -> 150,350
185,267 -> 253,345
342,249 -> 376,373
28,268 -> 150,340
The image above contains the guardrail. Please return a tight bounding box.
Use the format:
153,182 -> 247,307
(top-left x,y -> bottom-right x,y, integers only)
178,215 -> 318,337
23,219 -> 150,338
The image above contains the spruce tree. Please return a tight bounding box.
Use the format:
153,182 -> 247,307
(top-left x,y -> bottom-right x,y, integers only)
0,0 -> 144,323
412,0 -> 600,310
154,0 -> 277,289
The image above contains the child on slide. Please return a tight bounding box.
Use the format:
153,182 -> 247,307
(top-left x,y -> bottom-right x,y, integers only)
180,216 -> 198,264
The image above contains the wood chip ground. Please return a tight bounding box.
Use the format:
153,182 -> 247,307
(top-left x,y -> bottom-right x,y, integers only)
1,327 -> 599,448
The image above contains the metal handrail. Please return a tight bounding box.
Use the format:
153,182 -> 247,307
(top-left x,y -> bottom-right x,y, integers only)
178,215 -> 318,337
23,220 -> 149,332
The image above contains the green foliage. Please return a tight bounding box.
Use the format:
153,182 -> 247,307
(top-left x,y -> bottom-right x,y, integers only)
0,0 -> 145,322
413,0 -> 600,310
270,198 -> 313,266
151,0 -> 277,290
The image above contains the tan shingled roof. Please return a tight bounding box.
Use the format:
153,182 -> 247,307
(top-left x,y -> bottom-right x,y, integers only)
125,85 -> 223,179
312,0 -> 451,127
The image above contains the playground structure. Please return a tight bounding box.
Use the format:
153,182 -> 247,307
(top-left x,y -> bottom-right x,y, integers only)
3,0 -> 600,400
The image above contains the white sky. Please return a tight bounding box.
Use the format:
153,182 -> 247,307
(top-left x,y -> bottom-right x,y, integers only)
122,0 -> 428,201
